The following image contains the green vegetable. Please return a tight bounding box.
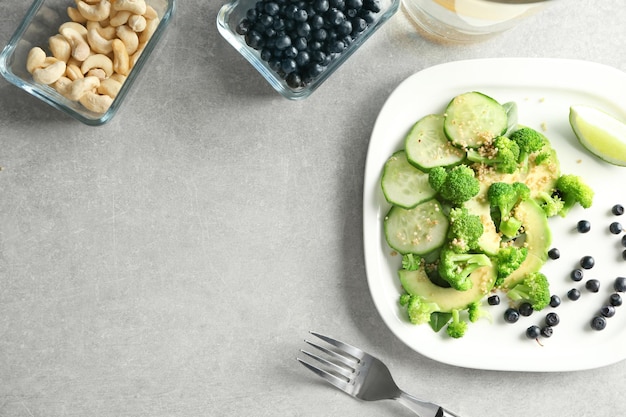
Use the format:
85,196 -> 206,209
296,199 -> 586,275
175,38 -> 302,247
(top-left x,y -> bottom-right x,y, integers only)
447,207 -> 484,254
401,253 -> 422,271
506,272 -> 551,310
467,301 -> 491,323
399,293 -> 440,325
438,248 -> 492,291
494,245 -> 528,287
554,174 -> 594,217
509,127 -> 546,171
466,135 -> 520,174
487,181 -> 530,238
428,165 -> 480,205
446,309 -> 467,338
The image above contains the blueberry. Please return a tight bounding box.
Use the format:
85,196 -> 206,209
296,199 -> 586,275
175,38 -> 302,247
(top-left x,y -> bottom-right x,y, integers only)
580,255 -> 595,269
614,277 -> 626,292
577,220 -> 591,233
504,308 -> 520,323
296,21 -> 311,37
293,36 -> 308,51
295,51 -> 310,67
545,312 -> 560,326
567,288 -> 581,301
548,248 -> 560,260
526,325 -> 541,339
313,28 -> 328,41
280,58 -> 297,73
313,0 -> 330,12
622,250 -> 626,261
586,279 -> 600,293
274,34 -> 292,49
347,0 -> 363,7
550,294 -> 561,307
264,1 -> 280,15
336,20 -> 353,36
330,0 -> 346,8
364,0 -> 382,12
260,47 -> 273,61
351,16 -> 367,33
622,235 -> 626,247
283,45 -> 298,58
591,316 -> 607,330
519,302 -> 534,317
487,295 -> 500,306
245,30 -> 264,49
600,305 -> 616,318
236,18 -> 252,35
285,72 -> 302,88
570,268 -> 584,282
612,204 -> 624,215
328,40 -> 346,53
293,8 -> 308,22
359,9 -> 376,23
540,326 -> 553,337
609,293 -> 623,306
609,222 -> 623,234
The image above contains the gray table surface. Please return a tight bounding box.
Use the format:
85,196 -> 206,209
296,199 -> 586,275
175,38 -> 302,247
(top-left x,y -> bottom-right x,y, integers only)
1,1 -> 626,416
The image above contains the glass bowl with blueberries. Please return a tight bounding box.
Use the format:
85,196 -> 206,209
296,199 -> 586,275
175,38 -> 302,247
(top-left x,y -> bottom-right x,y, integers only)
217,0 -> 399,99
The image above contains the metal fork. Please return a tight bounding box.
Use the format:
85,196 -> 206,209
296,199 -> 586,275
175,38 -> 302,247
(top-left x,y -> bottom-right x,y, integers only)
297,331 -> 461,417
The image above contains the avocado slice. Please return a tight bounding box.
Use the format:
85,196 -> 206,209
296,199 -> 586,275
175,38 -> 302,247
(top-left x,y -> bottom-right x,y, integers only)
399,264 -> 497,312
501,199 -> 551,288
464,195 -> 502,256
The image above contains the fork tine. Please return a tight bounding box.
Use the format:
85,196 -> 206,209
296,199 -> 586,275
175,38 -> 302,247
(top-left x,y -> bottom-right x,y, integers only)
297,357 -> 351,392
299,348 -> 354,379
309,331 -> 365,361
303,339 -> 358,369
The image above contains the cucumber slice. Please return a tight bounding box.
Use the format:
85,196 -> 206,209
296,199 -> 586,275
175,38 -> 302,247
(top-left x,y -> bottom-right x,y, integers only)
381,150 -> 436,209
405,114 -> 466,170
384,199 -> 449,255
443,92 -> 508,148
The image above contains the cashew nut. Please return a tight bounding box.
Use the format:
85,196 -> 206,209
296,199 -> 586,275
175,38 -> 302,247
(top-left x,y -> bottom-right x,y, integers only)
53,76 -> 73,97
87,68 -> 108,79
81,54 -> 114,77
65,63 -> 85,80
26,47 -> 47,74
59,21 -> 88,38
116,25 -> 139,54
138,17 -> 159,44
87,27 -> 113,54
112,0 -> 146,15
128,14 -> 146,32
66,76 -> 101,101
109,10 -> 130,26
49,34 -> 71,62
110,38 -> 130,76
67,6 -> 88,23
109,73 -> 127,83
60,27 -> 91,61
87,20 -> 117,39
79,91 -> 113,113
77,0 -> 112,22
143,5 -> 158,20
97,77 -> 123,98
33,60 -> 67,85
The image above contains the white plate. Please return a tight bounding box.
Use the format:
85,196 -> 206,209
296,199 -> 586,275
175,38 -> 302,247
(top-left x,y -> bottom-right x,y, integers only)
363,58 -> 626,372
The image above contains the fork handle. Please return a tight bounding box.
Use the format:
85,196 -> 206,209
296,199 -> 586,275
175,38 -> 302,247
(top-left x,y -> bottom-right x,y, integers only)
396,391 -> 462,417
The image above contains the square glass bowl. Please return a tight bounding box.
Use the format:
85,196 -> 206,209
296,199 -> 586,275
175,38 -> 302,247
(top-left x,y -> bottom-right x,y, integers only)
0,0 -> 175,126
217,0 -> 399,100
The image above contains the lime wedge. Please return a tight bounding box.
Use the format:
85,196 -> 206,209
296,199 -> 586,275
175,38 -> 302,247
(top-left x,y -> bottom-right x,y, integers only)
569,105 -> 626,167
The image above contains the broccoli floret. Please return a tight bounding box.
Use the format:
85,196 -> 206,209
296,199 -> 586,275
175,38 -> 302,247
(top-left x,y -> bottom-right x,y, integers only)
535,191 -> 565,218
487,182 -> 530,238
446,309 -> 467,338
506,272 -> 551,310
428,165 -> 480,205
509,127 -> 546,171
447,207 -> 484,253
466,136 -> 520,174
399,293 -> 440,325
467,301 -> 492,323
554,174 -> 594,217
438,248 -> 492,291
494,245 -> 528,287
401,253 -> 422,271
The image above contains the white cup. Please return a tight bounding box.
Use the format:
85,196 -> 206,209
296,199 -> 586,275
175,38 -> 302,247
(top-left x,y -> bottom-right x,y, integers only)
402,0 -> 554,43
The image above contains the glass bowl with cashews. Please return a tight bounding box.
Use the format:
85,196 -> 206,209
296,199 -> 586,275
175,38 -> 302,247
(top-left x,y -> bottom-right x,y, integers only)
0,0 -> 175,126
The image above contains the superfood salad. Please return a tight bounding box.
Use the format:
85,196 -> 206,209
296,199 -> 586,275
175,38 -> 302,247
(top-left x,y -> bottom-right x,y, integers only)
379,91 -> 607,339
